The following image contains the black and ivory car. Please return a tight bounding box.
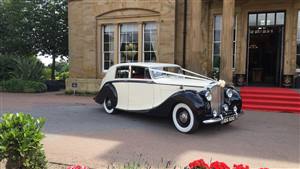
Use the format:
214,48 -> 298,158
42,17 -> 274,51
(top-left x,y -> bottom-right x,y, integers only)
94,63 -> 243,133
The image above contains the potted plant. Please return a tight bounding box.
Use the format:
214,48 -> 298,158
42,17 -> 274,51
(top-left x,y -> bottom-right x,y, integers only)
0,113 -> 47,169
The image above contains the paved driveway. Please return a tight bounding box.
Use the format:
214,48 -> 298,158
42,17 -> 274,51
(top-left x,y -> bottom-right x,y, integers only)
0,92 -> 299,168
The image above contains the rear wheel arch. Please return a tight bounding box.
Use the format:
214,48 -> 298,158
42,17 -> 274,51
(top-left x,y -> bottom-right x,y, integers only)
95,82 -> 118,105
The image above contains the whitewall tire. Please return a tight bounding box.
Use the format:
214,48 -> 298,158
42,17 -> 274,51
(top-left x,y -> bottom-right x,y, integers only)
103,97 -> 115,114
172,103 -> 199,133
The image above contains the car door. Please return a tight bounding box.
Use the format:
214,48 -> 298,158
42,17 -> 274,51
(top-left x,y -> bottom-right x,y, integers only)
128,66 -> 154,111
113,66 -> 129,110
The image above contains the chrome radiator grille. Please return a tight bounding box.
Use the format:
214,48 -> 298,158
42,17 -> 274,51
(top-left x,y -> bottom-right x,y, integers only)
210,85 -> 224,113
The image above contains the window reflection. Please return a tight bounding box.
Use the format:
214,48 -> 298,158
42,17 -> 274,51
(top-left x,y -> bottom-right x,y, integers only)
249,12 -> 285,27
257,13 -> 266,26
120,23 -> 138,63
143,22 -> 157,62
249,14 -> 257,26
266,13 -> 275,26
212,15 -> 236,70
276,12 -> 285,25
103,25 -> 114,70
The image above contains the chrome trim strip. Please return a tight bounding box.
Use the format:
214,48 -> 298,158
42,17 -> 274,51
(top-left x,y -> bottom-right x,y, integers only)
202,118 -> 222,124
202,112 -> 242,124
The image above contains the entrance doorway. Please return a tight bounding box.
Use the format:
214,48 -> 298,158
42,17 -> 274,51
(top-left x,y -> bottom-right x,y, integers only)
247,12 -> 285,86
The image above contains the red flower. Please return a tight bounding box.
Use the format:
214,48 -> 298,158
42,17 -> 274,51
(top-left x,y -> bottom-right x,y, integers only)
189,159 -> 210,169
233,164 -> 250,169
210,161 -> 230,169
67,165 -> 89,169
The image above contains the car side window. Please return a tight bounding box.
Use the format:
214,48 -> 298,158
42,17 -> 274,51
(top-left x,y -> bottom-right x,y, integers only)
131,66 -> 151,79
115,66 -> 129,78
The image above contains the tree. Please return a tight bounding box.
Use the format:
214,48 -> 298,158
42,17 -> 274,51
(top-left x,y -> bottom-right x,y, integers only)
0,0 -> 36,56
33,0 -> 68,80
0,0 -> 68,80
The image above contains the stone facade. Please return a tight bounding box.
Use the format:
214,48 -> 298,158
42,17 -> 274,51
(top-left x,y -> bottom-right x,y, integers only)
67,0 -> 300,92
67,0 -> 175,92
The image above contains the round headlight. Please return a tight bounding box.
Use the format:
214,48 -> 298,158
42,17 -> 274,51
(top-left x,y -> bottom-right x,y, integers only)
226,88 -> 233,98
205,91 -> 212,101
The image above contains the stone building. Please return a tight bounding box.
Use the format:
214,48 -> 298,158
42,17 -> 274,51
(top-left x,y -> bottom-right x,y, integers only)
67,0 -> 300,93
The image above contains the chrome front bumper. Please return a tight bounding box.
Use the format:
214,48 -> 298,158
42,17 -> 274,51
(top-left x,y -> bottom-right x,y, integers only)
202,111 -> 244,124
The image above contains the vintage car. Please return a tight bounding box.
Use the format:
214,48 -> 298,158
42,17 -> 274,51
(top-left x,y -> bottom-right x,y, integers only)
94,63 -> 243,133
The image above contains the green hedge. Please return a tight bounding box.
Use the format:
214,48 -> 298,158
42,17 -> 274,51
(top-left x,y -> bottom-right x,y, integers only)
0,79 -> 47,93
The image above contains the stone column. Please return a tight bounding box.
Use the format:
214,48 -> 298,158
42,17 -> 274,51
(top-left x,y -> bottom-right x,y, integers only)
283,2 -> 297,87
220,0 -> 235,84
185,0 -> 209,75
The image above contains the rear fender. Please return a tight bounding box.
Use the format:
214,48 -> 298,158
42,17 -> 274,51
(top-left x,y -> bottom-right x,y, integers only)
94,83 -> 117,107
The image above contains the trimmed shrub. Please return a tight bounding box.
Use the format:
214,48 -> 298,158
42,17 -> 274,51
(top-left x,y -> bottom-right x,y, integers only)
0,113 -> 47,169
12,56 -> 45,81
0,55 -> 16,81
0,79 -> 47,93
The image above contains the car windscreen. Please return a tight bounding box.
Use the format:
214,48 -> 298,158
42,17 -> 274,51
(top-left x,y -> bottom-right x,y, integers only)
150,66 -> 183,79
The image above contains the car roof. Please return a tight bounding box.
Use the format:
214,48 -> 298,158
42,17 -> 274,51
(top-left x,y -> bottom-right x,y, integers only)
113,62 -> 181,68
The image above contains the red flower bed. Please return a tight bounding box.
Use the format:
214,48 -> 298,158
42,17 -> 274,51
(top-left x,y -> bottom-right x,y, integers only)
188,159 -> 268,169
67,165 -> 89,169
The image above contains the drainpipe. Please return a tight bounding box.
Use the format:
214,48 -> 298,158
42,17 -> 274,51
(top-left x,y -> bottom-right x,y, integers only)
182,0 -> 187,68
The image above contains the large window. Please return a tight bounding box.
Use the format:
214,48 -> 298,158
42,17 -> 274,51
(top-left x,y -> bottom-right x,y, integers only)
101,22 -> 158,72
297,11 -> 300,70
102,25 -> 114,71
143,22 -> 157,62
120,23 -> 138,63
212,15 -> 236,70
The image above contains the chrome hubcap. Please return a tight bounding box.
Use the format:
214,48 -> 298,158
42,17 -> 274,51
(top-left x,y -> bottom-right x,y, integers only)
106,99 -> 112,109
179,111 -> 189,124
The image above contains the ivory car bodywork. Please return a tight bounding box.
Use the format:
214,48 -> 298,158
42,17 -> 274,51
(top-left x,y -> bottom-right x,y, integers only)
94,63 -> 243,133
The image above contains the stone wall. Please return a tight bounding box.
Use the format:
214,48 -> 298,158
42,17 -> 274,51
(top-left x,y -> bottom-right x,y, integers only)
68,0 -> 300,92
67,0 -> 176,92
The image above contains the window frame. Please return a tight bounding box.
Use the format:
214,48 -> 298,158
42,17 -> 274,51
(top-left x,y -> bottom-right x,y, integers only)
297,10 -> 300,72
102,25 -> 115,72
115,66 -> 130,79
97,11 -> 160,76
119,23 -> 139,64
248,12 -> 286,27
212,15 -> 237,70
143,22 -> 158,62
130,66 -> 152,80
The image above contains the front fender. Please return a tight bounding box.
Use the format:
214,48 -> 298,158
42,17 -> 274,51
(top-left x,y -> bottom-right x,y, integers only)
224,86 -> 242,111
149,90 -> 207,117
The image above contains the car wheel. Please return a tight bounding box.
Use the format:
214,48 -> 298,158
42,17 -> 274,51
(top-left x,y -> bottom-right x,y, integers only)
172,103 -> 199,133
103,97 -> 116,114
